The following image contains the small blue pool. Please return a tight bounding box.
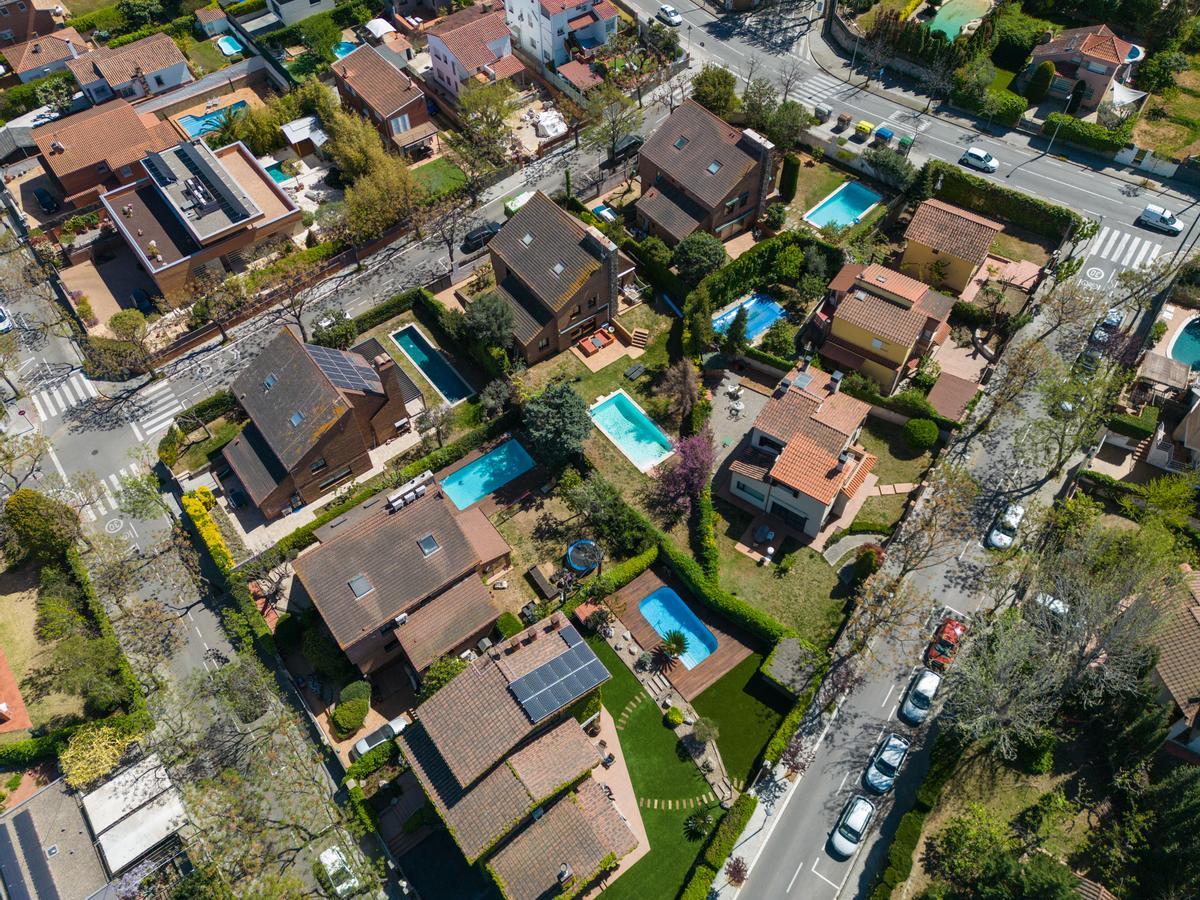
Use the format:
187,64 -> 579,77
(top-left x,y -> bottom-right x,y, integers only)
1171,316 -> 1200,369
441,438 -> 535,510
712,292 -> 786,343
928,0 -> 992,38
178,100 -> 247,138
639,587 -> 717,670
804,181 -> 883,229
589,390 -> 674,472
216,34 -> 244,56
392,325 -> 474,405
265,162 -> 292,184
333,41 -> 358,59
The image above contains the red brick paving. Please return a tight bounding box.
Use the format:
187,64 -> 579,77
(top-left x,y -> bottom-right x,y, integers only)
0,644 -> 32,734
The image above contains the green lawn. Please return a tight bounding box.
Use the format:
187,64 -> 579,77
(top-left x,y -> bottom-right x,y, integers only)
712,500 -> 846,647
791,155 -> 847,217
990,67 -> 1017,92
852,493 -> 907,533
182,36 -> 231,76
413,157 -> 466,199
691,653 -> 791,785
855,0 -> 910,33
172,417 -> 244,475
990,228 -> 1054,267
857,419 -> 932,486
64,0 -> 120,15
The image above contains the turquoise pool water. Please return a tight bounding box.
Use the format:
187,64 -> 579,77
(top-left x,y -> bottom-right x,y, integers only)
1172,317 -> 1200,369
639,587 -> 717,670
928,0 -> 992,38
590,390 -> 674,471
712,292 -> 786,342
442,438 -> 535,509
804,181 -> 883,229
392,325 -> 474,405
178,100 -> 247,138
265,162 -> 292,184
333,41 -> 358,59
216,34 -> 244,56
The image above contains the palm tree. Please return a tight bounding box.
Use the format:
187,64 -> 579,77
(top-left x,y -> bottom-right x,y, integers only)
683,812 -> 713,841
660,629 -> 688,660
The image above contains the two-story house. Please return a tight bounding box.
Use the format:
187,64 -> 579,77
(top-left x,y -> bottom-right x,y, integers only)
220,329 -> 425,520
505,0 -> 617,69
66,32 -> 192,105
33,99 -> 180,208
0,0 -> 60,47
398,613 -> 638,898
331,44 -> 438,157
266,0 -> 336,27
1017,24 -> 1144,114
4,27 -> 86,82
291,470 -> 511,678
900,198 -> 1002,295
426,1 -> 525,101
728,364 -> 876,538
636,99 -> 778,245
487,191 -> 620,364
816,263 -> 955,394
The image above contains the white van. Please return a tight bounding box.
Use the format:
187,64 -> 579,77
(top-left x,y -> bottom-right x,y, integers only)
1138,205 -> 1184,235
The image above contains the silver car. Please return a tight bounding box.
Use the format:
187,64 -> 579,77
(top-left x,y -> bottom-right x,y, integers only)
987,503 -> 1024,550
960,146 -> 998,173
865,733 -> 910,793
318,846 -> 361,898
350,713 -> 407,760
830,795 -> 876,858
900,668 -> 942,724
657,3 -> 683,25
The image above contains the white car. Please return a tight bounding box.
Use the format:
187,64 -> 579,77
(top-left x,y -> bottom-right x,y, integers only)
1031,592 -> 1068,617
1138,204 -> 1184,235
657,3 -> 683,25
987,503 -> 1025,550
1101,307 -> 1124,330
865,733 -> 911,793
350,713 -> 407,760
900,668 -> 942,724
0,305 -> 12,335
318,846 -> 361,898
830,795 -> 876,858
960,147 -> 998,173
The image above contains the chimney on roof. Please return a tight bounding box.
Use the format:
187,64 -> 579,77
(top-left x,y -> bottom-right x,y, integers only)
50,139 -> 64,153
481,0 -> 493,10
836,450 -> 850,473
1040,30 -> 1053,44
31,42 -> 41,53
829,371 -> 843,394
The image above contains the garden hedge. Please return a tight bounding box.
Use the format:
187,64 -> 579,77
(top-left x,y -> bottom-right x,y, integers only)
0,71 -> 76,122
679,864 -> 719,900
331,698 -> 369,737
745,345 -> 794,373
695,486 -> 719,579
107,13 -> 193,48
1108,404 -> 1159,440
1078,468 -> 1139,500
779,153 -> 800,203
686,395 -> 713,436
225,0 -> 267,15
344,740 -> 399,782
1041,112 -> 1132,154
702,793 -> 758,870
351,286 -> 428,334
259,3 -> 374,50
761,653 -> 827,763
584,544 -> 659,602
68,6 -> 127,35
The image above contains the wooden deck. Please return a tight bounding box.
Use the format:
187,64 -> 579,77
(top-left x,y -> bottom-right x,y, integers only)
611,568 -> 757,701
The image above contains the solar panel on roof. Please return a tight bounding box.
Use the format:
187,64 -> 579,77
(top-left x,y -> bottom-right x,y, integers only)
508,640 -> 611,722
306,345 -> 382,394
142,153 -> 176,186
12,813 -> 59,900
561,624 -> 583,647
0,824 -> 33,900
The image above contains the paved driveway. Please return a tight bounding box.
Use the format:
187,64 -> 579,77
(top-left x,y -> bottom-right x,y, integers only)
707,370 -> 767,468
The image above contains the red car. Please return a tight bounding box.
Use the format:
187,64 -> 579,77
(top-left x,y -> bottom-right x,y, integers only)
925,618 -> 968,671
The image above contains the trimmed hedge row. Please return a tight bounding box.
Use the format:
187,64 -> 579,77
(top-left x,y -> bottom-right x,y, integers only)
695,486 -> 718,579
678,793 -> 759,899
1078,468 -> 1138,500
744,345 -> 794,373
761,653 -> 827,763
181,491 -> 234,573
225,0 -> 267,15
1108,404 -> 1159,440
584,544 -> 659,601
1041,112 -> 1132,154
351,286 -> 426,334
686,395 -> 712,437
680,864 -> 718,900
779,153 -> 800,203
107,13 -> 193,48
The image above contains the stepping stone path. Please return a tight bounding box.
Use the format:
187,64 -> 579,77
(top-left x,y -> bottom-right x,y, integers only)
637,792 -> 717,809
615,693 -> 646,731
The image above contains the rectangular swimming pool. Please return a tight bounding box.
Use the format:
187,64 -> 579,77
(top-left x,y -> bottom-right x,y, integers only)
589,390 -> 674,472
639,586 -> 717,669
712,292 -> 786,343
178,100 -> 247,138
392,325 -> 474,406
804,181 -> 883,229
441,438 -> 535,509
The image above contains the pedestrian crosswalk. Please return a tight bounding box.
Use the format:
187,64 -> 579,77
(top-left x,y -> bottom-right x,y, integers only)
82,464 -> 138,523
132,380 -> 183,442
1086,226 -> 1163,269
793,73 -> 846,106
28,371 -> 97,420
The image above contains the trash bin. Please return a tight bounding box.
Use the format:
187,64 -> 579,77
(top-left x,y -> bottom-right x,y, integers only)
836,112 -> 852,131
874,126 -> 894,146
855,120 -> 874,141
815,103 -> 833,123
898,134 -> 914,155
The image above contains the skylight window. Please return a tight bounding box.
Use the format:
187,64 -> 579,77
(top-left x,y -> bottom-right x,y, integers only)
674,136 -> 688,149
553,262 -> 564,275
707,160 -> 722,174
289,411 -> 305,427
348,574 -> 373,598
263,373 -> 278,391
522,233 -> 534,246
418,533 -> 440,557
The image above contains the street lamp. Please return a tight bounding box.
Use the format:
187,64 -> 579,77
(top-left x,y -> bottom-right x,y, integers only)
1044,114 -> 1065,155
687,24 -> 693,56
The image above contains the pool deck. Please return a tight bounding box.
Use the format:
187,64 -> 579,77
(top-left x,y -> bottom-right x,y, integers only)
611,568 -> 755,701
434,434 -> 546,517
168,86 -> 266,140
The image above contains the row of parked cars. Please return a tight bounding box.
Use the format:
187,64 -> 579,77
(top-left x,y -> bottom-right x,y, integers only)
828,615 -> 966,858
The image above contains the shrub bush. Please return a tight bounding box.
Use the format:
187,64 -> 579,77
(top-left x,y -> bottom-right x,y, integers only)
695,486 -> 719,579
181,492 -> 234,573
780,153 -> 800,203
339,680 -> 372,703
665,706 -> 685,727
915,731 -> 965,812
350,287 -> 428,334
853,544 -> 883,583
703,793 -> 758,869
903,418 -> 939,451
1015,729 -> 1056,774
344,740 -> 399,782
301,627 -> 355,684
496,611 -> 523,638
571,690 -> 602,724
107,13 -> 193,48
331,698 -> 369,738
1108,405 -> 1159,440
1041,112 -> 1132,153
1025,60 -> 1055,103
680,864 -> 718,900
225,0 -> 267,15
273,612 -> 304,649
584,544 -> 659,602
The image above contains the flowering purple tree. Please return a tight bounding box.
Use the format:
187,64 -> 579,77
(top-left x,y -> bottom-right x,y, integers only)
647,429 -> 715,524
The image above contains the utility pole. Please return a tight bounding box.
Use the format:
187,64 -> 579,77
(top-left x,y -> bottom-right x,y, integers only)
1044,115 -> 1065,155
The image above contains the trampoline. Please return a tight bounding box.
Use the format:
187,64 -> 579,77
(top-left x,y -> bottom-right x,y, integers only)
566,539 -> 603,573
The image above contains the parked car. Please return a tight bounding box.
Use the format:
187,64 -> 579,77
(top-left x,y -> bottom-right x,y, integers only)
1089,325 -> 1111,346
657,3 -> 683,25
1028,592 -> 1069,624
926,617 -> 968,672
864,733 -> 911,793
32,186 -> 59,214
317,846 -> 361,898
900,668 -> 942,725
0,305 -> 12,335
350,713 -> 406,760
960,147 -> 999,173
462,221 -> 502,252
1138,204 -> 1184,235
609,132 -> 645,164
987,503 -> 1025,550
1101,307 -> 1124,331
1073,347 -> 1102,376
829,795 -> 876,858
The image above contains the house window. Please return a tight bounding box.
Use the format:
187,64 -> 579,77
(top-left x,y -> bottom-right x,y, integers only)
390,112 -> 411,134
382,639 -> 399,652
310,457 -> 328,474
588,297 -> 597,308
674,135 -> 688,149
348,574 -> 373,598
418,533 -> 440,557
707,160 -> 722,174
16,2 -> 24,9
0,8 -> 9,15
758,434 -> 785,454
736,480 -> 765,502
318,466 -> 352,489
289,411 -> 305,427
96,162 -> 109,173
571,305 -> 581,317
264,373 -> 278,391
871,338 -> 883,350
538,337 -> 549,349
119,165 -> 132,178
153,75 -> 164,87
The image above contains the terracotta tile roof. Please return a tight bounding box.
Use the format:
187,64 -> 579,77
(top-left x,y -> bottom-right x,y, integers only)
507,718 -> 599,798
194,6 -> 227,22
427,4 -> 510,73
67,32 -> 186,87
459,505 -> 512,564
905,199 -> 1001,266
769,435 -> 846,504
558,59 -> 602,92
594,0 -> 617,19
827,262 -> 864,293
334,44 -> 424,119
1076,875 -> 1119,900
1033,24 -> 1132,67
488,52 -> 525,79
839,451 -> 876,501
636,183 -> 705,243
4,27 -> 86,75
33,99 -> 177,180
834,287 -> 926,349
1155,567 -> 1200,724
638,99 -> 759,209
395,575 -> 498,673
730,446 -> 772,482
926,372 -> 978,422
858,263 -> 928,304
914,287 -> 956,322
489,778 -> 638,900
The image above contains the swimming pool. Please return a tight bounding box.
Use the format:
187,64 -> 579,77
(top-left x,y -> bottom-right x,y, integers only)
928,0 -> 992,38
216,34 -> 244,56
639,586 -> 717,670
392,325 -> 474,405
441,438 -> 535,509
265,162 -> 293,184
589,390 -> 674,472
712,292 -> 787,343
333,41 -> 358,59
1171,316 -> 1200,369
804,181 -> 883,229
178,100 -> 247,138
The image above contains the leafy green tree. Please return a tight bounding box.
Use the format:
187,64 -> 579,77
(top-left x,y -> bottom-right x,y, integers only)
741,76 -> 778,130
1139,49 -> 1188,93
116,0 -> 163,27
562,470 -> 653,557
35,76 -> 74,114
639,235 -> 672,268
1135,764 -> 1200,898
299,14 -> 340,62
1025,60 -> 1055,103
691,64 -> 740,118
312,312 -> 358,350
927,803 -> 1013,886
721,306 -> 749,357
479,379 -> 512,418
1125,470 -> 1200,529
341,157 -> 422,244
661,628 -> 688,659
523,382 -> 591,469
760,320 -> 795,358
419,655 -> 467,701
52,634 -> 130,713
764,202 -> 788,231
672,231 -> 727,286
584,81 -> 643,163
765,100 -> 810,151
327,109 -> 391,181
863,146 -> 917,190
456,79 -> 517,164
464,291 -> 513,349
2,488 -> 81,561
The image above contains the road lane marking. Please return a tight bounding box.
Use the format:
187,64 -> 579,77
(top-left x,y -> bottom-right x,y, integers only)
787,860 -> 806,892
1121,236 -> 1143,266
838,771 -> 849,792
880,683 -> 896,707
810,861 -> 839,890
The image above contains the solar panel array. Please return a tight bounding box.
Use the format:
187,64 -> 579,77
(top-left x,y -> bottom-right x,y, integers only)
12,813 -> 59,900
0,824 -> 33,900
307,344 -> 382,394
509,630 -> 607,723
142,152 -> 177,186
176,142 -> 251,224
